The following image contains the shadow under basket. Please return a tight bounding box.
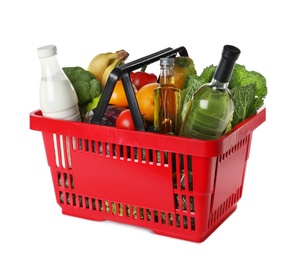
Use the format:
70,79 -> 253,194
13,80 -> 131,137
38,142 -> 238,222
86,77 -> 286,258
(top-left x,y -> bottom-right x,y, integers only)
30,107 -> 266,243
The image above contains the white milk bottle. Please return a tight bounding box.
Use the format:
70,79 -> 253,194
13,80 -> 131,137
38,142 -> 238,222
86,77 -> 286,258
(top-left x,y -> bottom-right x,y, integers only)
37,45 -> 81,168
37,45 -> 81,121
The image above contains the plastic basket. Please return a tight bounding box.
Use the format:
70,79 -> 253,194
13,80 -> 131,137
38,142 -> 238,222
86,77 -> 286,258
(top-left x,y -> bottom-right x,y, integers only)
30,47 -> 266,242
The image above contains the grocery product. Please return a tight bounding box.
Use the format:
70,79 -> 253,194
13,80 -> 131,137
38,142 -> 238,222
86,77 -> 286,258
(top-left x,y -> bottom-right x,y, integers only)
37,45 -> 81,121
154,57 -> 181,134
180,45 -> 240,140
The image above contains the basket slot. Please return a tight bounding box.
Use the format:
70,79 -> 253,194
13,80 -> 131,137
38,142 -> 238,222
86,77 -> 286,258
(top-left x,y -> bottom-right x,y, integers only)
58,172 -> 74,189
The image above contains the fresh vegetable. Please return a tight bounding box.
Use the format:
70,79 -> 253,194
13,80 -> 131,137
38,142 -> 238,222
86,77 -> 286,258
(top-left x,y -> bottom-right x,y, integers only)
230,83 -> 256,127
86,94 -> 101,112
130,67 -> 157,90
197,65 -> 216,84
63,66 -> 102,106
230,64 -> 267,112
180,63 -> 267,131
174,56 -> 197,89
116,109 -> 135,130
228,64 -> 267,128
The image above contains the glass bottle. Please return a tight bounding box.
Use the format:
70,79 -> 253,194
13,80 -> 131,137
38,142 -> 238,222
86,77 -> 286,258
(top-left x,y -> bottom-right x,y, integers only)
154,57 -> 181,134
37,45 -> 81,121
179,45 -> 241,140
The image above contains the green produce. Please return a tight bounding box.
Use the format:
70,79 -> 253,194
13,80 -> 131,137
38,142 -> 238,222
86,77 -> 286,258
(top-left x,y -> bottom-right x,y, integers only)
181,63 -> 267,132
174,56 -> 197,90
197,64 -> 216,84
63,66 -> 102,106
230,83 -> 256,127
230,64 -> 267,113
86,94 -> 101,112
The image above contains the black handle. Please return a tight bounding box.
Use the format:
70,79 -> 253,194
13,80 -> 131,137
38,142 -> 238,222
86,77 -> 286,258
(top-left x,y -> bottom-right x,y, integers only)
90,46 -> 189,131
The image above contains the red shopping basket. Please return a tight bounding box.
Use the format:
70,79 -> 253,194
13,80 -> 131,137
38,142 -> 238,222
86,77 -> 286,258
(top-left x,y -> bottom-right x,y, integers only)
30,47 -> 266,242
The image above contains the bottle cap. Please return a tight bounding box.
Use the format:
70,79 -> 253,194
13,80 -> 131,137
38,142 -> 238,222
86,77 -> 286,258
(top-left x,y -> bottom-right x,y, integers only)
37,45 -> 57,58
160,57 -> 174,66
222,45 -> 241,62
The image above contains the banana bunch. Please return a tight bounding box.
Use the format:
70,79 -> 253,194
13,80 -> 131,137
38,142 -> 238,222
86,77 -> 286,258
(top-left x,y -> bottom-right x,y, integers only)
88,50 -> 129,88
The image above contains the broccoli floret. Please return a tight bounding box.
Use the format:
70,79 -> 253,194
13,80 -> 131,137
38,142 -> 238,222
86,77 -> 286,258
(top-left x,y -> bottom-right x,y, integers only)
63,66 -> 102,106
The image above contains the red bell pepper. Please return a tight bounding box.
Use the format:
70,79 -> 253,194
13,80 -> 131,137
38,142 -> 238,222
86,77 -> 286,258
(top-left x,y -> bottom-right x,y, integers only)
130,66 -> 158,90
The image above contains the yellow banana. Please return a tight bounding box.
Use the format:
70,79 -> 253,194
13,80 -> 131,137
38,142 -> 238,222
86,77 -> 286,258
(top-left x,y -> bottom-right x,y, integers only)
101,58 -> 123,87
87,50 -> 129,84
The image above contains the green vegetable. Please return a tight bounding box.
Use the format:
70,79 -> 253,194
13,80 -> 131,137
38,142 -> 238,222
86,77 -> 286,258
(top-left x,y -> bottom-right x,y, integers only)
63,66 -> 102,106
230,83 -> 257,127
198,64 -> 216,84
86,94 -> 102,112
231,64 -> 267,113
228,64 -> 267,128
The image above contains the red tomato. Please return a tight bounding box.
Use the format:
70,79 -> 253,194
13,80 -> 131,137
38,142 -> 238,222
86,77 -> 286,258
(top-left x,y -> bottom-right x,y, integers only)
130,71 -> 157,90
115,109 -> 135,130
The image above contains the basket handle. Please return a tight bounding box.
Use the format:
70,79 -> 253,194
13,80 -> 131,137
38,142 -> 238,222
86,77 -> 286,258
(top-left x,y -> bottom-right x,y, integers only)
90,46 -> 189,131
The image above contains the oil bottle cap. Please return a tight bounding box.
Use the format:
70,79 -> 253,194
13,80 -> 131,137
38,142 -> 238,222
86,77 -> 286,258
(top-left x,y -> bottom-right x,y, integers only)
37,45 -> 57,58
160,57 -> 174,66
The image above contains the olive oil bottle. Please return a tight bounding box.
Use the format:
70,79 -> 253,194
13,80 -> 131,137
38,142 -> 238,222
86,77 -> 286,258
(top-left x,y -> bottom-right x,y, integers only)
154,57 -> 181,134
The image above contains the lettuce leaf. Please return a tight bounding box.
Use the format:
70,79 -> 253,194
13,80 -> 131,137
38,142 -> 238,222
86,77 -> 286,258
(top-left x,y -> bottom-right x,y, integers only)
231,83 -> 257,127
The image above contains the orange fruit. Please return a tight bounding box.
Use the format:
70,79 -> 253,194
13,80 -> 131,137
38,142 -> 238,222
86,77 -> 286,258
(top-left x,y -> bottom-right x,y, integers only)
136,82 -> 160,123
109,80 -> 137,107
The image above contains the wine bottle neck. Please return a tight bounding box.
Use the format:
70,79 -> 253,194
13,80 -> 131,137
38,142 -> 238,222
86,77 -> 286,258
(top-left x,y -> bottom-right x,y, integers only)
213,45 -> 240,83
213,58 -> 235,83
209,78 -> 229,90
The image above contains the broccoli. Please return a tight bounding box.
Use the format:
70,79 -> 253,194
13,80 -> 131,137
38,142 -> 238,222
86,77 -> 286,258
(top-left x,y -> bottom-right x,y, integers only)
63,66 -> 102,106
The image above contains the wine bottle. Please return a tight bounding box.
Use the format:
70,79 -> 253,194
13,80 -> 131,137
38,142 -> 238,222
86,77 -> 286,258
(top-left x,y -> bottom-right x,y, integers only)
179,45 -> 241,140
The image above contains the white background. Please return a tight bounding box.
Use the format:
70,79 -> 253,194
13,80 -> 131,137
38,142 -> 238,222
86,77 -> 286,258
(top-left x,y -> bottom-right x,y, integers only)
1,0 -> 293,259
